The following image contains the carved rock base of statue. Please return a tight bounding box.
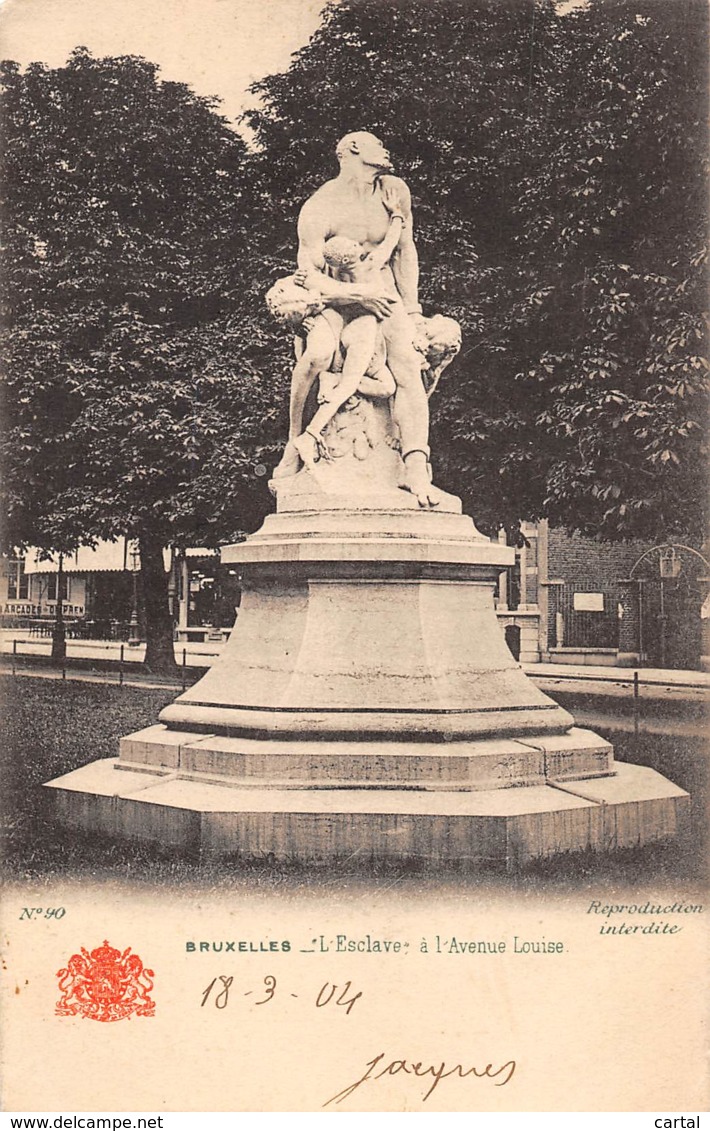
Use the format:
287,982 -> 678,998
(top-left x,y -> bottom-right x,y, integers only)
45,441 -> 689,869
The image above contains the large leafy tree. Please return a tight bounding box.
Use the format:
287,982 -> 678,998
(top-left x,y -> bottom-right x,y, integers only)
1,49 -> 279,670
244,0 -> 708,541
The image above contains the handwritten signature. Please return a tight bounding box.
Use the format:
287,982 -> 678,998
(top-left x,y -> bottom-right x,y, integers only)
324,1051 -> 517,1107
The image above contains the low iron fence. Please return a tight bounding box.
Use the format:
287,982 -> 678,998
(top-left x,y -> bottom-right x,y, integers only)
4,638 -> 221,692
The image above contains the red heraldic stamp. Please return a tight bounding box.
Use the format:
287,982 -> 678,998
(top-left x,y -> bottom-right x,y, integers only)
56,940 -> 155,1022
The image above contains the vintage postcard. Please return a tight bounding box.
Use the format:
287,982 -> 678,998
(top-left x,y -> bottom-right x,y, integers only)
1,0 -> 707,1116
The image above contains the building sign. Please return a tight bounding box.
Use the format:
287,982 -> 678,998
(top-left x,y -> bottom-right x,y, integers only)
45,602 -> 86,616
573,592 -> 605,612
3,602 -> 85,616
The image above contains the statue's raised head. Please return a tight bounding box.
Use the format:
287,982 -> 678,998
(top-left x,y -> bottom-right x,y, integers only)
265,275 -> 324,329
335,131 -> 393,172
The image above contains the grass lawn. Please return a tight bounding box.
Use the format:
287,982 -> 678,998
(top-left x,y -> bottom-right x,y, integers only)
1,675 -> 706,893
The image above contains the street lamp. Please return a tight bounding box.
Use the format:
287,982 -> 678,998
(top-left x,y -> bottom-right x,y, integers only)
659,547 -> 681,579
128,543 -> 141,647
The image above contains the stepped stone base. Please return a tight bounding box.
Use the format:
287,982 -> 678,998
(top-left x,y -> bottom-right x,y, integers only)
46,753 -> 687,868
117,723 -> 616,789
46,722 -> 689,868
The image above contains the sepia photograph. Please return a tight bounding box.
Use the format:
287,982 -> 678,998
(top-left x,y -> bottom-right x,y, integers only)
0,0 -> 707,1115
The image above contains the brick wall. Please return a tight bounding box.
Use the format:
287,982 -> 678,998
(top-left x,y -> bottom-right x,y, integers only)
546,529 -> 705,669
547,529 -> 652,586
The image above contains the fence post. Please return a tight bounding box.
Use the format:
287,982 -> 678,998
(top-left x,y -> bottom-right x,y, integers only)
119,643 -> 125,686
633,670 -> 640,738
181,647 -> 187,691
12,638 -> 17,677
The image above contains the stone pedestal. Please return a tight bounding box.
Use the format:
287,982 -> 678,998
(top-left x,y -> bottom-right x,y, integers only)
46,462 -> 688,868
46,387 -> 689,869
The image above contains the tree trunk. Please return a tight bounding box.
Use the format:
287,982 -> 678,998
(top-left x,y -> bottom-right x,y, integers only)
50,554 -> 67,664
138,531 -> 178,675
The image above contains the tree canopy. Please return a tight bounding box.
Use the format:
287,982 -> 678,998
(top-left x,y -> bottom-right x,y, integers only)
0,48 -> 280,667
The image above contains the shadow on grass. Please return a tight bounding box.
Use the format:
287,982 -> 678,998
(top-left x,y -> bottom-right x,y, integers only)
1,676 -> 706,895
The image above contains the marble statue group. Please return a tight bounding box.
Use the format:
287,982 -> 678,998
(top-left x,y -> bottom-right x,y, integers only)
267,131 -> 461,507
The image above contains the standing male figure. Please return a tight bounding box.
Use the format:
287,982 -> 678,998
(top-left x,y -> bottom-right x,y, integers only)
274,130 -> 444,507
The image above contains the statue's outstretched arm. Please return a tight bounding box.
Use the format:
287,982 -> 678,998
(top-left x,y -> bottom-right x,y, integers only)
365,210 -> 404,271
388,179 -> 422,315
